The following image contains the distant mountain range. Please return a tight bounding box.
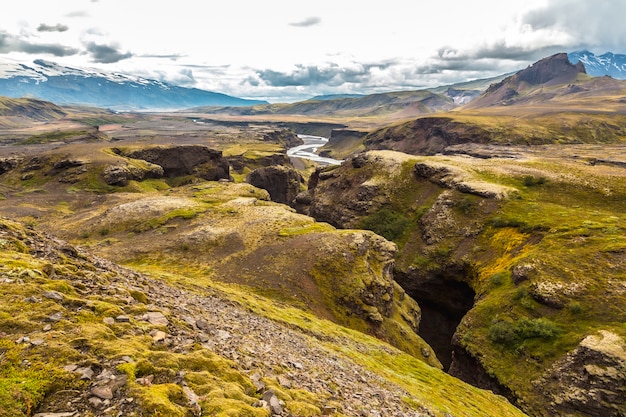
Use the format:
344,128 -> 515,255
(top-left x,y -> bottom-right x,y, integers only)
568,50 -> 626,79
1,51 -> 625,113
0,58 -> 267,111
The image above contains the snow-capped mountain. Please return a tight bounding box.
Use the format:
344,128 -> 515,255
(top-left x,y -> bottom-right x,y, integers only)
568,51 -> 626,79
0,58 -> 267,111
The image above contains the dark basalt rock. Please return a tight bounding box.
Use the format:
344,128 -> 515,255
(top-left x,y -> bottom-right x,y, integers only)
246,165 -> 304,205
114,145 -> 230,181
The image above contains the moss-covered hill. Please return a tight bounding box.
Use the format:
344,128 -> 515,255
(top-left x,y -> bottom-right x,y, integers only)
0,196 -> 527,415
296,147 -> 626,417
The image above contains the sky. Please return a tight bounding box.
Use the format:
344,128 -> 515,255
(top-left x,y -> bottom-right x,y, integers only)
1,0 -> 625,102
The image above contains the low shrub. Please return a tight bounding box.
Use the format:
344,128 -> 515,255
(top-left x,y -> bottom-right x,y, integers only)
360,209 -> 410,241
489,317 -> 560,347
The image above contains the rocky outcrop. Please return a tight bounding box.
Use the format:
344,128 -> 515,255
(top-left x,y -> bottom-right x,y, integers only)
296,152 -> 406,228
114,145 -> 230,180
0,156 -> 22,174
103,163 -> 164,186
246,165 -> 304,205
533,331 -> 626,416
227,153 -> 291,174
414,161 -> 518,199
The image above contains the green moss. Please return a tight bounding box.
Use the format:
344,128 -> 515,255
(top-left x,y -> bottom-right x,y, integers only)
278,222 -> 334,236
135,383 -> 188,417
201,398 -> 269,417
0,339 -> 77,417
22,130 -> 92,145
129,289 -> 149,304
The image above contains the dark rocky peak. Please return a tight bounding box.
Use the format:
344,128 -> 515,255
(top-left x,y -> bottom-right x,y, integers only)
515,53 -> 586,86
467,53 -> 588,108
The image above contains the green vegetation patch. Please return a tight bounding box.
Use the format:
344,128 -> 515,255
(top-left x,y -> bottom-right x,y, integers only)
360,209 -> 411,241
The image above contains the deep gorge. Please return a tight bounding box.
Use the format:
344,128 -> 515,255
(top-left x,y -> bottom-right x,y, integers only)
394,268 -> 475,371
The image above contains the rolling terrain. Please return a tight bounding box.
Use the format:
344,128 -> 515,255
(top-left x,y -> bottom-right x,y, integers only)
0,51 -> 625,417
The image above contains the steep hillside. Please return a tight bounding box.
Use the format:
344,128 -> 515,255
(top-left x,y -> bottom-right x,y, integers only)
296,148 -> 626,417
0,217 -> 527,417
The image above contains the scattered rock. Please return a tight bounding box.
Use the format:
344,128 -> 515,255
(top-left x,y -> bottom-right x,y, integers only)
115,315 -> 130,323
216,329 -> 231,340
90,386 -> 113,400
150,329 -> 168,342
63,364 -> 78,373
183,386 -> 201,416
47,311 -> 64,322
30,338 -> 45,346
88,396 -> 103,409
136,375 -> 154,386
323,405 -> 338,414
261,390 -> 283,415
75,366 -> 94,380
277,375 -> 292,388
103,317 -> 115,325
143,311 -> 169,326
42,290 -> 64,301
195,318 -> 210,331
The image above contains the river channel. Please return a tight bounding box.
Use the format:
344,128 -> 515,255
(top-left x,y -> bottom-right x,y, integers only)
287,135 -> 343,166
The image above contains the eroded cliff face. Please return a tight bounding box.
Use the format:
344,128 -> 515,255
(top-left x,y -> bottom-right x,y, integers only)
113,145 -> 231,180
295,148 -> 626,417
246,165 -> 304,205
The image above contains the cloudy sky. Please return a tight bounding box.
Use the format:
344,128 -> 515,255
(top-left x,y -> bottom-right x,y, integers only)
1,0 -> 625,102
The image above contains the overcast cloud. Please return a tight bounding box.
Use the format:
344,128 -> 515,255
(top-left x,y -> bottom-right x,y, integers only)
37,24 -> 69,33
289,17 -> 322,28
0,0 -> 624,102
84,41 -> 132,63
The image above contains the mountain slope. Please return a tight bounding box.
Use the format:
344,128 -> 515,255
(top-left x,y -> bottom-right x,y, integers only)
465,53 -> 588,108
0,59 -> 267,111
